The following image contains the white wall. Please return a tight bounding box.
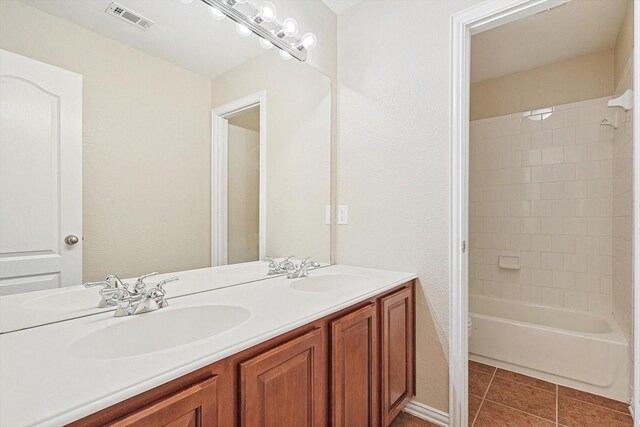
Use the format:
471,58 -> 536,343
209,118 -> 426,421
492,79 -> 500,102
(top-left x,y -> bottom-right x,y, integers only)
469,97 -> 615,313
336,0 -> 483,411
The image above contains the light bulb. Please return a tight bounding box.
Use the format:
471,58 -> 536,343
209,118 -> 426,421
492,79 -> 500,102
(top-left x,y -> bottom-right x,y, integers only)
259,38 -> 273,49
259,1 -> 277,22
279,50 -> 292,61
207,6 -> 225,20
281,18 -> 298,37
301,32 -> 317,50
236,23 -> 251,37
178,0 -> 194,4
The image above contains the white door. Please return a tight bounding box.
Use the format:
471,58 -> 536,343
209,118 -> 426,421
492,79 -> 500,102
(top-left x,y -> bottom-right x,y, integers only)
0,49 -> 82,295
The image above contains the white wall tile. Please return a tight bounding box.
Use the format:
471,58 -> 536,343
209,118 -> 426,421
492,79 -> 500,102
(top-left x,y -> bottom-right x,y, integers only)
469,97 -> 616,314
542,147 -> 564,164
522,149 -> 541,166
552,127 -> 575,146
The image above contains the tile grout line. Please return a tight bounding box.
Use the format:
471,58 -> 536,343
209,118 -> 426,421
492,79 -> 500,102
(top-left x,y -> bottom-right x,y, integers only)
471,367 -> 496,427
561,395 -> 635,418
474,362 -> 632,426
486,400 -> 558,425
558,390 -> 632,415
484,398 -> 559,425
556,384 -> 560,427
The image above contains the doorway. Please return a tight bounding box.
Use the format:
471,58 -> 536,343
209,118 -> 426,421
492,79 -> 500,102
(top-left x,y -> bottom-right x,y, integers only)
449,1 -> 640,427
212,90 -> 267,266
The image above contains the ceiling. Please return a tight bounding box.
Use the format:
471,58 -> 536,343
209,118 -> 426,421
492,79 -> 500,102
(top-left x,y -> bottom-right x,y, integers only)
320,0 -> 364,15
20,0 -> 268,78
471,0 -> 628,83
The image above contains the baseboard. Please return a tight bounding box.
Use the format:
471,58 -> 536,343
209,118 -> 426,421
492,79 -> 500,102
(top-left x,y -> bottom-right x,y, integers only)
403,400 -> 449,427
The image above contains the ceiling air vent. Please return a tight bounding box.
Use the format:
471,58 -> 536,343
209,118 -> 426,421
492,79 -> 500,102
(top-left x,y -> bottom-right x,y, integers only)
105,2 -> 155,31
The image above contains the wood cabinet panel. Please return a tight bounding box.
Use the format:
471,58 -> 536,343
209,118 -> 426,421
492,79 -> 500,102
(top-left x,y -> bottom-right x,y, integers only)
380,285 -> 415,426
330,303 -> 378,427
106,376 -> 218,427
240,328 -> 325,427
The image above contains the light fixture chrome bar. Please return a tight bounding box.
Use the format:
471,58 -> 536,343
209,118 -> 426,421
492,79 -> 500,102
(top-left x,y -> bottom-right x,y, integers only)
200,0 -> 308,61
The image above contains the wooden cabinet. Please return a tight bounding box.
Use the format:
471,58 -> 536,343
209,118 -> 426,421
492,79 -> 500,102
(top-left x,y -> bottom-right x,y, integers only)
106,376 -> 218,427
380,286 -> 415,426
68,281 -> 415,427
330,303 -> 378,427
240,328 -> 324,427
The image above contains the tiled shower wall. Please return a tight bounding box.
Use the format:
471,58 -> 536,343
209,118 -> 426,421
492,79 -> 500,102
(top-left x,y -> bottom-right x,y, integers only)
469,96 -> 616,313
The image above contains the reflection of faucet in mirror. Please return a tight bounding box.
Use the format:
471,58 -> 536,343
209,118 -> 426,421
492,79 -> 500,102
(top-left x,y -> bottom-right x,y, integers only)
264,256 -> 295,275
83,273 -> 178,315
287,257 -> 321,279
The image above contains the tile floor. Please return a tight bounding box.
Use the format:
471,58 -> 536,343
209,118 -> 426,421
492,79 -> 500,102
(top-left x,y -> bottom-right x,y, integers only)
468,360 -> 633,427
390,361 -> 633,427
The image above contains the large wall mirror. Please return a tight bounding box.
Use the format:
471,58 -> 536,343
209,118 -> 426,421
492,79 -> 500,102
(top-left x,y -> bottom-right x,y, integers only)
0,0 -> 331,331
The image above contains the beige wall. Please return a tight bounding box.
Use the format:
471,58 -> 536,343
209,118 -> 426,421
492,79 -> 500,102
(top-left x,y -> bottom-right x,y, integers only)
470,97 -> 615,314
211,52 -> 332,263
471,50 -> 614,120
337,0 -> 484,411
614,0 -> 634,90
227,124 -> 260,264
0,0 -> 212,282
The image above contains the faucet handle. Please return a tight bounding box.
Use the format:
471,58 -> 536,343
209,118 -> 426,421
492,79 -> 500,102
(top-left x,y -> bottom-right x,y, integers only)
84,280 -> 112,289
157,276 -> 179,292
134,272 -> 158,291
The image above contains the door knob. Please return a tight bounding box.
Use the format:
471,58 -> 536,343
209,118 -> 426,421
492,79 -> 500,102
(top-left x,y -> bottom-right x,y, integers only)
65,235 -> 79,245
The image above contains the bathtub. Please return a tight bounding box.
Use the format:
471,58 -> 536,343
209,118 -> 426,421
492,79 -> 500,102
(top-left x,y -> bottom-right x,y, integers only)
469,295 -> 630,402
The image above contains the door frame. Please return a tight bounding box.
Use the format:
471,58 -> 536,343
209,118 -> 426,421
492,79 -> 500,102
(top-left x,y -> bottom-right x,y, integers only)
448,0 -> 640,426
211,90 -> 267,266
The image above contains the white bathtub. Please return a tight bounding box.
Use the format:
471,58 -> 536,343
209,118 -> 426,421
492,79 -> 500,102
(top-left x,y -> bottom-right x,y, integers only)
469,295 -> 630,402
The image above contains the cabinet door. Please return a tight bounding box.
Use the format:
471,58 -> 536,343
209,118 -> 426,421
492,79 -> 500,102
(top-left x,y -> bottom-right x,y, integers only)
240,328 -> 324,427
331,303 -> 378,427
380,285 -> 415,426
106,376 -> 218,427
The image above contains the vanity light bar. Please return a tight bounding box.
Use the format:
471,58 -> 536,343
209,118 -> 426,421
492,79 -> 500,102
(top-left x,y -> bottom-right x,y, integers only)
199,0 -> 310,61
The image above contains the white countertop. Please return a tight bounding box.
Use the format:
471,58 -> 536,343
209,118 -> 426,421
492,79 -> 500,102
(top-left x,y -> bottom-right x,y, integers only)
0,265 -> 416,427
0,260 -> 288,333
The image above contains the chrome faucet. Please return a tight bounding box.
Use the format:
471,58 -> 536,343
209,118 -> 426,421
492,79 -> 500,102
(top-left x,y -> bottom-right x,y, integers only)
287,257 -> 321,279
84,275 -> 129,308
264,256 -> 295,275
84,273 -> 178,316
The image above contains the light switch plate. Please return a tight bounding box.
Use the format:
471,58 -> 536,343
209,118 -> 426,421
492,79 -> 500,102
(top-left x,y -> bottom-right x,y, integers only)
337,205 -> 348,225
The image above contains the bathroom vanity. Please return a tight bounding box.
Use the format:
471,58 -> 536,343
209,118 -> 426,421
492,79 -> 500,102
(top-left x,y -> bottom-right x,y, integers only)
0,266 -> 416,426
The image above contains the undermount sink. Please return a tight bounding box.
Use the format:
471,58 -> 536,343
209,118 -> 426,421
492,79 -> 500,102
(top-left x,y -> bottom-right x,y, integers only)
289,274 -> 371,293
68,305 -> 250,359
